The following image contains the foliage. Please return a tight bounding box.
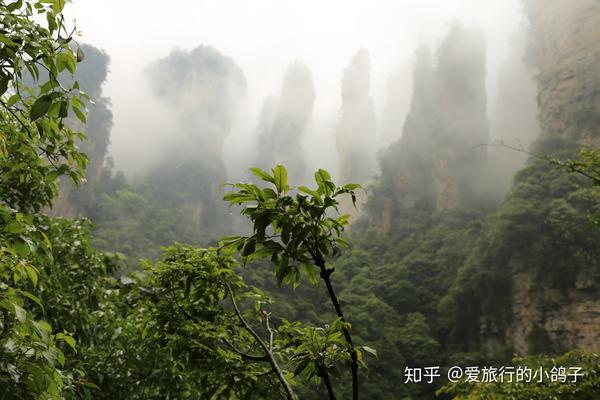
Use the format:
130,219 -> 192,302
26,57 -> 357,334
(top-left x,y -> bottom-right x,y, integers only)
0,0 -> 91,397
81,243 -> 369,399
438,351 -> 600,399
77,162 -> 239,265
129,245 -> 288,399
223,165 -> 359,285
223,165 -> 369,399
0,0 -> 88,213
3,2 -> 599,399
442,142 -> 600,355
550,148 -> 600,225
551,149 -> 600,187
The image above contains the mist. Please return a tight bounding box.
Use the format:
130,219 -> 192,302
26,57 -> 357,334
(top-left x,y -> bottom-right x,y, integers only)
336,48 -> 378,185
67,0 -> 528,184
254,62 -> 316,183
145,45 -> 246,165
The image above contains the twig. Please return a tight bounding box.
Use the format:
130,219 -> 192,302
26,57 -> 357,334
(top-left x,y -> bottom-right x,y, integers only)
226,283 -> 296,400
221,337 -> 268,362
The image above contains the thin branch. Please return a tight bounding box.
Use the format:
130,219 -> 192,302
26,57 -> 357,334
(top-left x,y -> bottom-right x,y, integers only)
480,141 -> 600,183
266,313 -> 274,352
0,98 -> 33,138
221,337 -> 268,362
226,283 -> 296,400
474,141 -> 543,160
257,368 -> 276,378
167,281 -> 199,324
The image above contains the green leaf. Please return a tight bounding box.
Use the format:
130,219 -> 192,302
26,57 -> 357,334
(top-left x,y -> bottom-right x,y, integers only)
48,100 -> 62,117
81,381 -> 100,390
273,164 -> 288,193
6,220 -> 25,234
298,186 -> 322,201
52,0 -> 65,13
24,265 -> 38,287
30,95 -> 53,121
56,52 -> 70,73
303,263 -> 318,285
36,320 -> 52,332
59,101 -> 69,118
14,238 -> 31,257
0,76 -> 9,96
72,104 -> 86,123
294,358 -> 310,376
56,333 -> 77,351
343,183 -> 362,191
6,0 -> 22,12
249,167 -> 275,184
56,348 -> 65,367
275,255 -> 289,285
0,34 -> 17,47
76,47 -> 85,62
241,239 -> 256,257
360,346 -> 378,358
315,169 -> 332,184
7,93 -> 20,108
14,304 -> 27,323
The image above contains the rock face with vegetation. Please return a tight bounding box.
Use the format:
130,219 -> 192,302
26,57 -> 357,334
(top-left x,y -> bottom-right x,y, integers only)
370,24 -> 488,232
143,45 -> 247,229
435,25 -> 488,209
504,0 -> 600,354
524,0 -> 600,144
356,1 -> 600,379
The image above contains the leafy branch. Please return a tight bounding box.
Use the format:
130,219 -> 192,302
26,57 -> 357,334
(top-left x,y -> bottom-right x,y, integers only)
223,165 -> 370,399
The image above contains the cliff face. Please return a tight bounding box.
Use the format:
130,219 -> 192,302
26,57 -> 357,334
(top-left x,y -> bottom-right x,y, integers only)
506,0 -> 600,354
370,25 -> 488,230
377,44 -> 437,212
435,26 -> 488,208
525,0 -> 600,144
255,62 -> 315,183
336,49 -> 378,185
142,45 -> 247,231
510,256 -> 600,353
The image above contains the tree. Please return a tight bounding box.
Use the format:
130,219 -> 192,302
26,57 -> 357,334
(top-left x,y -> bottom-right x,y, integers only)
144,244 -> 296,399
223,165 -> 374,399
0,0 -> 91,397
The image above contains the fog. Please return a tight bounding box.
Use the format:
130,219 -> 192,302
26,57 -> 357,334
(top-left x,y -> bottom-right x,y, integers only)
254,62 -> 315,183
145,45 -> 247,162
68,0 -> 530,183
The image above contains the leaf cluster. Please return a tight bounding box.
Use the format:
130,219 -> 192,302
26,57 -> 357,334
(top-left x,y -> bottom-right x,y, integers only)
223,165 -> 361,286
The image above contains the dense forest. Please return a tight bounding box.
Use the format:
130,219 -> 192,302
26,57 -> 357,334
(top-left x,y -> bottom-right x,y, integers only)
1,0 -> 600,399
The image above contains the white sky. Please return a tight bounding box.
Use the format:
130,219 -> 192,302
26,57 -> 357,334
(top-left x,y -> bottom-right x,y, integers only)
67,0 -> 526,179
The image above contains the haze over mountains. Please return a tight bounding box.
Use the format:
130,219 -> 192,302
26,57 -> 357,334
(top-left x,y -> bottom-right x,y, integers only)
68,0 -> 527,181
